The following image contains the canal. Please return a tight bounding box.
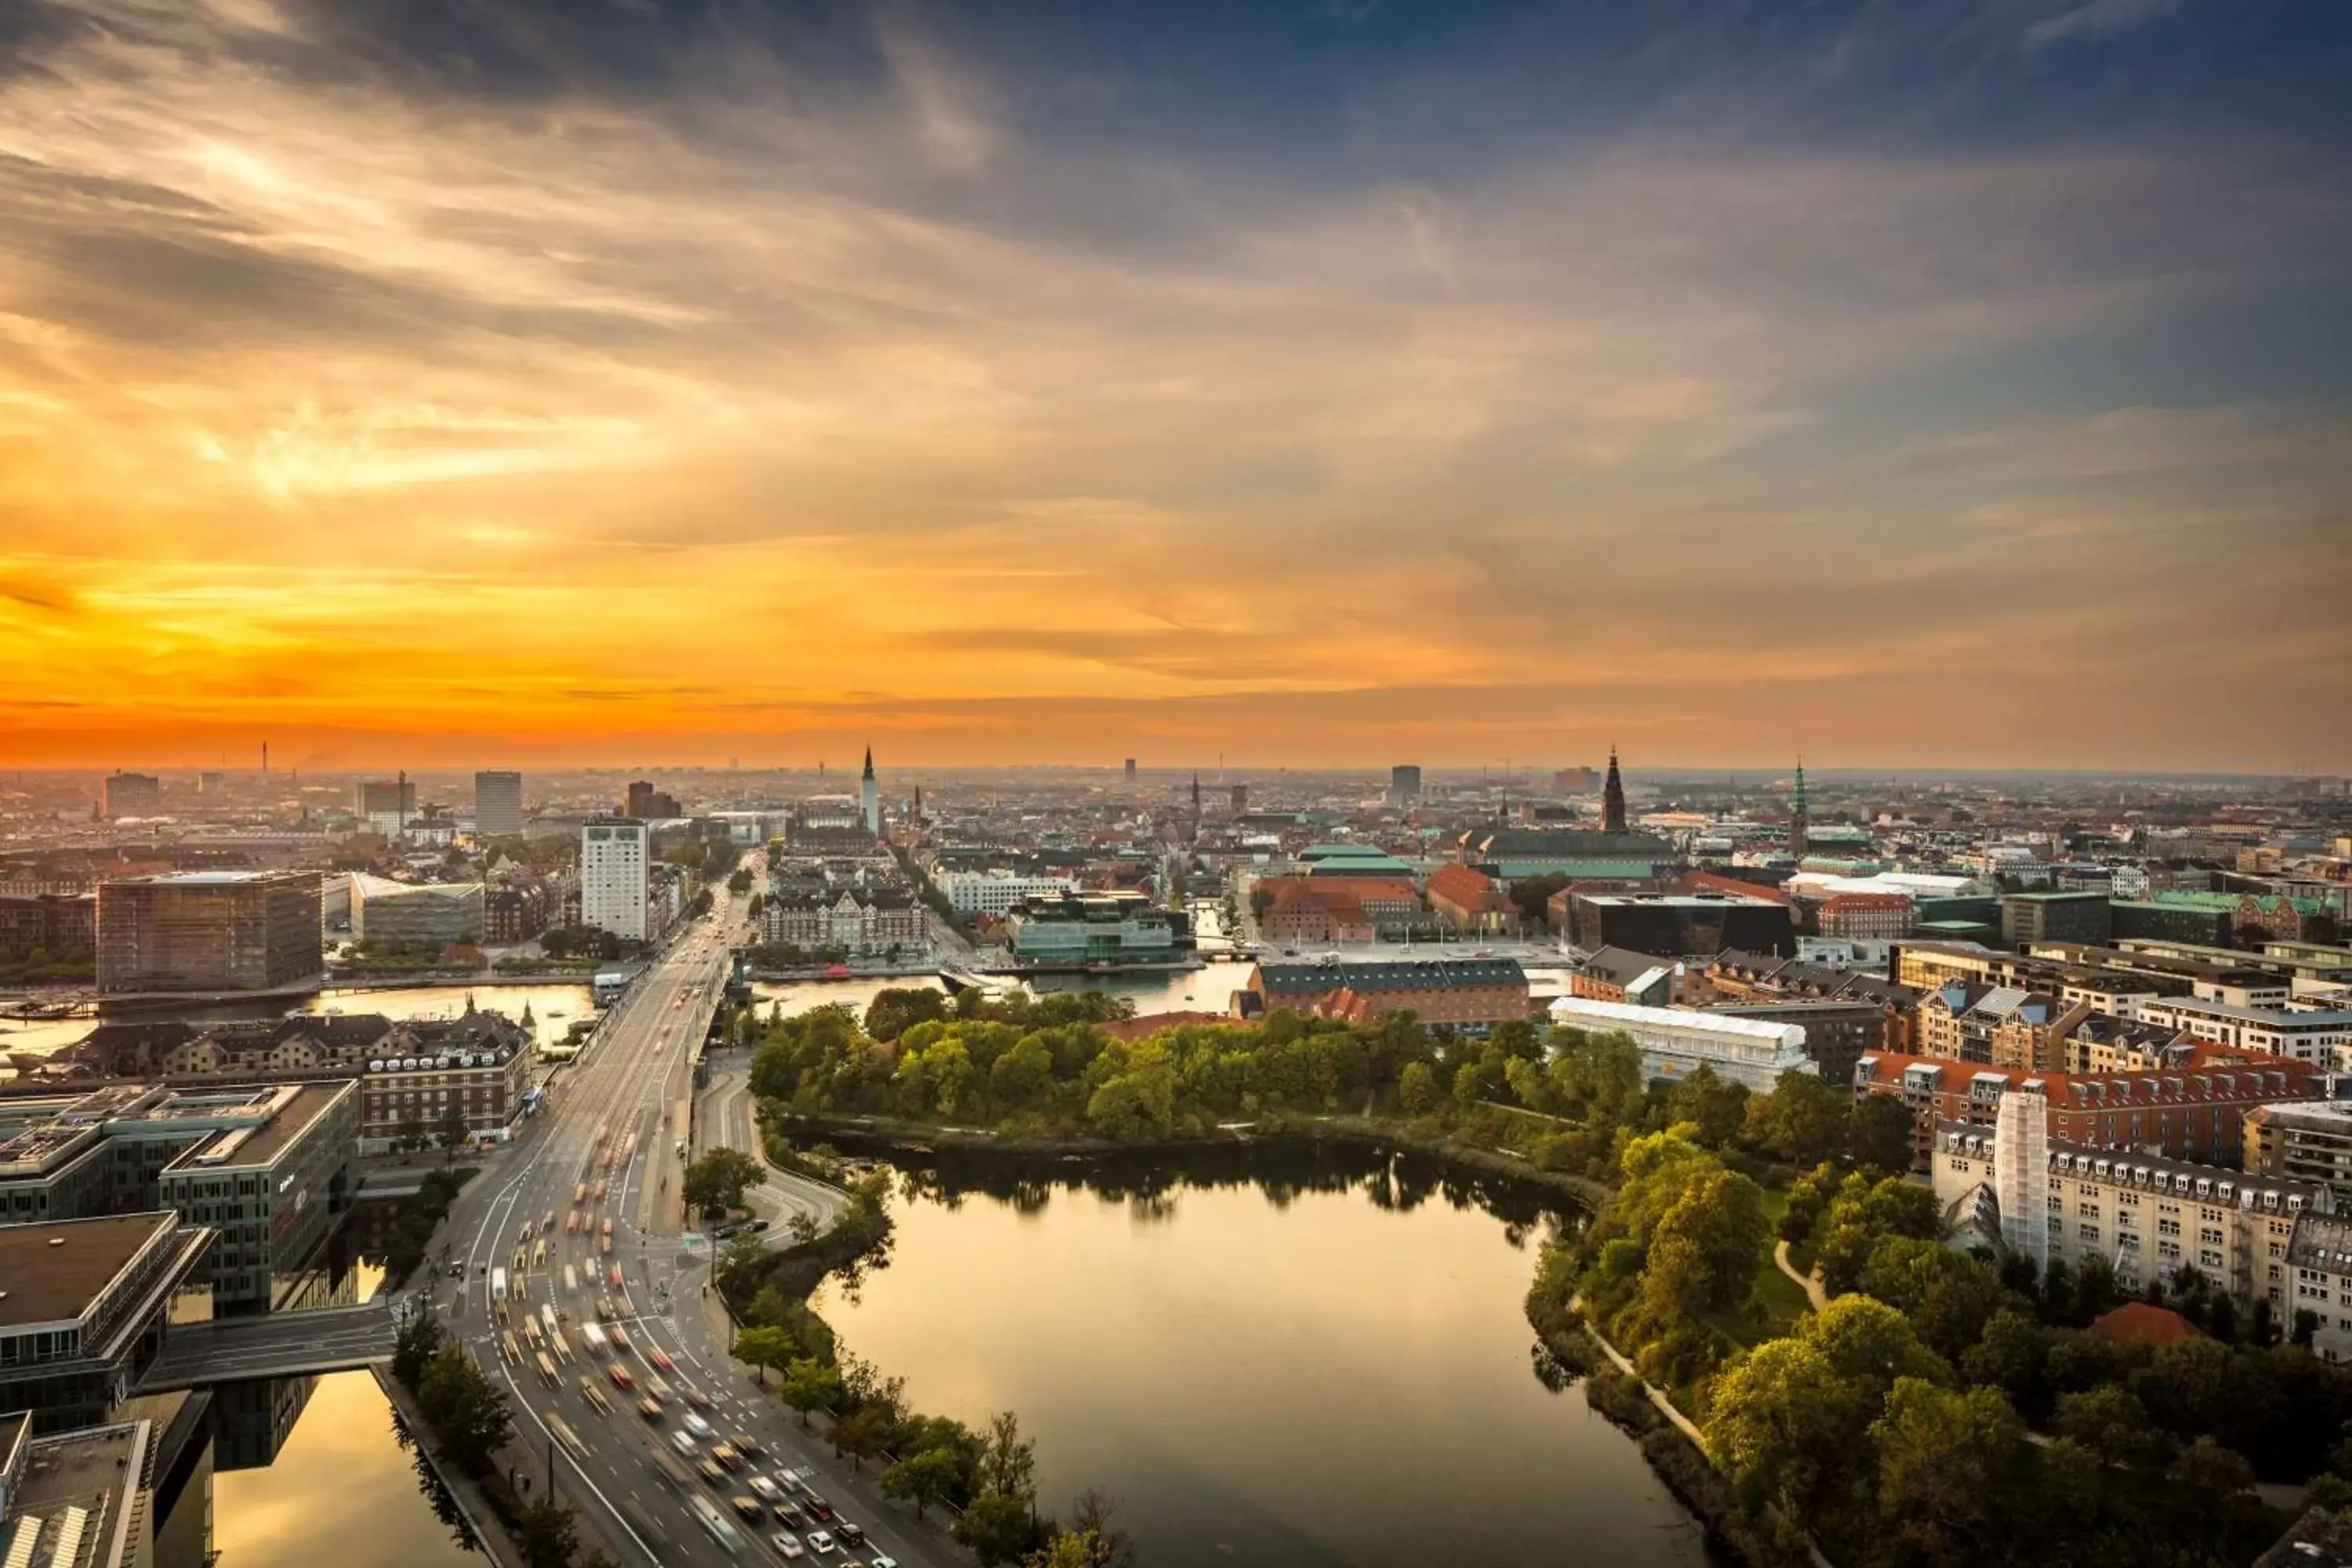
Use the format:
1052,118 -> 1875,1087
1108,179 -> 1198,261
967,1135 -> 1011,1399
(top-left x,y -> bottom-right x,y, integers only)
815,1143 -> 1715,1568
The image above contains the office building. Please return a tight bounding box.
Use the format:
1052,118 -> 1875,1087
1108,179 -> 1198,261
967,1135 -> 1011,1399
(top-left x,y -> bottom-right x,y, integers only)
1566,891 -> 1795,958
1819,892 -> 1914,940
1460,828 -> 1675,880
934,869 -> 1079,918
0,1214 -> 213,1431
1547,995 -> 1817,1093
95,873 -> 322,994
1933,1112 -> 2322,1318
2111,898 -> 2238,949
580,817 -> 648,940
1388,765 -> 1422,806
761,884 -> 925,957
0,1412 -> 161,1568
1852,1048 -> 2320,1173
354,778 -> 415,837
2132,998 -> 2352,1069
100,774 -> 160,818
1007,893 -> 1189,965
1123,758 -> 1138,785
354,1011 -> 536,1155
0,1080 -> 356,1311
623,780 -> 682,820
349,877 -> 483,947
1240,958 -> 1530,1033
473,770 -> 523,838
1707,999 -> 1888,1087
2000,891 -> 2113,949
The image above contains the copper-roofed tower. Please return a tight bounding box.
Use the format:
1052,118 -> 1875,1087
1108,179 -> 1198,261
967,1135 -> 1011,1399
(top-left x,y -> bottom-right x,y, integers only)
1789,760 -> 1809,862
1602,747 -> 1627,833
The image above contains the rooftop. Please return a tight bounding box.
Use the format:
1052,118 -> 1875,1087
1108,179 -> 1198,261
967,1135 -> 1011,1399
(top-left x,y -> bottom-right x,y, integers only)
1255,957 -> 1527,993
2,1418 -> 151,1568
0,1214 -> 177,1331
162,1081 -> 350,1174
1548,994 -> 1805,1043
2142,997 -> 2352,1026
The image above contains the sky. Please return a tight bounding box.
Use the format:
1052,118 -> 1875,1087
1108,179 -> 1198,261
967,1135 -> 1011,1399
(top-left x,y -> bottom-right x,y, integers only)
2,0 -> 2349,775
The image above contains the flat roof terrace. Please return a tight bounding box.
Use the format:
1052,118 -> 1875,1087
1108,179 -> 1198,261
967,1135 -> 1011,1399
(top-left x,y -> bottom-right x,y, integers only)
0,1214 -> 178,1333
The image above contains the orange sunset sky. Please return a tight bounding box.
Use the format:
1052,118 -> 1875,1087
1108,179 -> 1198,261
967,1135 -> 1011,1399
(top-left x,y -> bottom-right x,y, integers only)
2,2 -> 2349,774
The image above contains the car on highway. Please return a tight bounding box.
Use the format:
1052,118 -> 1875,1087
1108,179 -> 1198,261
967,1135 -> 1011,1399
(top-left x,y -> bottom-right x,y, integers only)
670,1430 -> 699,1457
608,1363 -> 635,1391
729,1495 -> 766,1523
710,1443 -> 746,1472
637,1396 -> 664,1421
645,1374 -> 673,1401
775,1508 -> 808,1531
682,1384 -> 713,1409
770,1536 -> 805,1560
804,1496 -> 835,1523
836,1523 -> 866,1549
682,1411 -> 713,1438
747,1475 -> 781,1502
728,1431 -> 764,1457
807,1530 -> 837,1555
870,1557 -> 899,1568
648,1348 -> 675,1373
697,1458 -> 728,1488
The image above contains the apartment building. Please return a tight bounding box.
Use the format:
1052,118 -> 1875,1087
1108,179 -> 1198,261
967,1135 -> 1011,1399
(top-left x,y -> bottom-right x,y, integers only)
2133,997 -> 2352,1069
1933,1116 -> 2321,1319
1853,1048 -> 2320,1172
2246,1102 -> 2352,1210
579,817 -> 648,940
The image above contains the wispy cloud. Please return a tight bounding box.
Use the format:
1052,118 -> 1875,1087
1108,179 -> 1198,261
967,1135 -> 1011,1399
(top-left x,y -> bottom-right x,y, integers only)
0,0 -> 2345,769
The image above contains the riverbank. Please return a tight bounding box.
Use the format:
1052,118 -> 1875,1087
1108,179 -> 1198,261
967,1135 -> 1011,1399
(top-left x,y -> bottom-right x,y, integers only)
764,1106 -> 1618,1210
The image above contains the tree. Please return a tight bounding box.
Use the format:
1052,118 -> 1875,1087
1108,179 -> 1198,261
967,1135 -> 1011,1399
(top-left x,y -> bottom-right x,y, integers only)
1870,1377 -> 2034,1568
1846,1094 -> 1916,1174
735,1325 -> 795,1388
1397,1060 -> 1439,1116
434,1103 -> 471,1163
1740,1071 -> 1849,1166
1025,1535 -> 1108,1568
832,1404 -> 891,1472
881,1446 -> 964,1519
1068,1489 -> 1138,1568
1665,1065 -> 1748,1148
513,1491 -> 582,1568
782,1357 -> 840,1428
682,1147 -> 764,1221
397,1113 -> 428,1156
1644,1166 -> 1769,1315
2053,1385 -> 2174,1467
1706,1338 -> 1875,1523
416,1345 -> 511,1477
866,987 -> 949,1042
392,1306 -> 445,1390
2169,1436 -> 2257,1511
956,1492 -> 1043,1566
980,1409 -> 1039,1499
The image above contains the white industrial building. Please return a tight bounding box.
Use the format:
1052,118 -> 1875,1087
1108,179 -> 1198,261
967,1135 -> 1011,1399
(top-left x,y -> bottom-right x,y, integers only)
1546,994 -> 1817,1092
580,817 -> 648,940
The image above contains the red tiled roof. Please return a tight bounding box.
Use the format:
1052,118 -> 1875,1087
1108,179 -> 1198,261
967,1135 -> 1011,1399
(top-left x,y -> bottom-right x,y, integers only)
2089,1302 -> 2201,1346
1427,863 -> 1500,908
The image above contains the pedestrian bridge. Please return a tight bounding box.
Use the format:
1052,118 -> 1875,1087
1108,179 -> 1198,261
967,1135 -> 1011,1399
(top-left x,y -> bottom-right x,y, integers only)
140,1301 -> 397,1392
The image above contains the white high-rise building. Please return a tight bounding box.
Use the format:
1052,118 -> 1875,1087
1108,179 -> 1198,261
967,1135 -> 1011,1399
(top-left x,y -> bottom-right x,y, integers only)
581,816 -> 648,940
474,770 -> 523,839
1993,1089 -> 2050,1274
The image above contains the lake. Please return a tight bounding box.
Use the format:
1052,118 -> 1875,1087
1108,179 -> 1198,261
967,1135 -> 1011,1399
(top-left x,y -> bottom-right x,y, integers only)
814,1144 -> 1712,1568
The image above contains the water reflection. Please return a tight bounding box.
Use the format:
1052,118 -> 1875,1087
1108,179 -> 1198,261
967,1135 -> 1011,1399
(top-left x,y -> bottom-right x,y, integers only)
817,1142 -> 1711,1568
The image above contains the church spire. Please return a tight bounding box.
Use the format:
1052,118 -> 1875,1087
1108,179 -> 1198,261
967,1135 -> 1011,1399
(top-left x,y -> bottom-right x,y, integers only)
862,746 -> 874,781
1789,758 -> 1809,862
1602,746 -> 1627,833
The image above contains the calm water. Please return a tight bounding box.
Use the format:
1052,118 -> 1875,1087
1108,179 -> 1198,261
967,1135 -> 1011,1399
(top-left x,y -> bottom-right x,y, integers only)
815,1145 -> 1711,1568
209,1255 -> 483,1568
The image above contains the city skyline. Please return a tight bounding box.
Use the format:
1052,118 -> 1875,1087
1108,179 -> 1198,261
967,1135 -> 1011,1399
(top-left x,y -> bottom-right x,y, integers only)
3,1 -> 2350,771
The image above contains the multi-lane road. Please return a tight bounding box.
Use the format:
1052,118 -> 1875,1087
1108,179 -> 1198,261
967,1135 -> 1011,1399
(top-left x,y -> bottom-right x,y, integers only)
437,885 -> 950,1568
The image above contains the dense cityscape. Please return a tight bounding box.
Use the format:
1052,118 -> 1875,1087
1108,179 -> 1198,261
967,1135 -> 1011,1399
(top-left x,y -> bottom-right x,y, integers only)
0,757 -> 2349,1566
6,1 -> 2351,1566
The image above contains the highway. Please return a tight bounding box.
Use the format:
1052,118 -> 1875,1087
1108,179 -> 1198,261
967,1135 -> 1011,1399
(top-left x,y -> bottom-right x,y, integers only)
439,877 -> 949,1568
